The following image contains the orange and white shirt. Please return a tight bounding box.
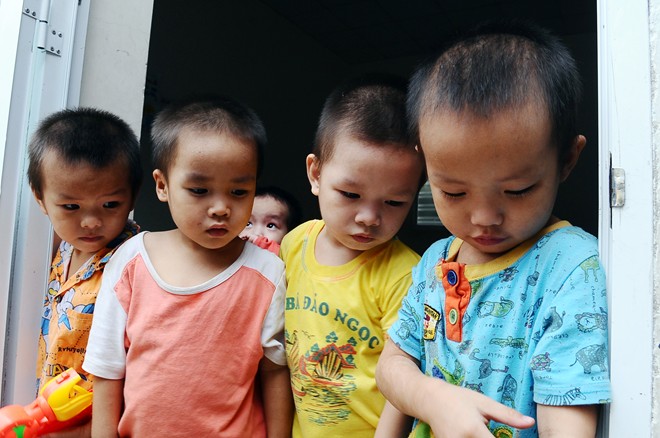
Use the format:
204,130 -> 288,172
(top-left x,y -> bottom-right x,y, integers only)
83,233 -> 286,437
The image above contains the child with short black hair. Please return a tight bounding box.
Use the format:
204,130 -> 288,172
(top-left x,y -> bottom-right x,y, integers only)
241,185 -> 302,253
28,107 -> 143,437
376,22 -> 610,437
281,75 -> 425,437
83,97 -> 292,437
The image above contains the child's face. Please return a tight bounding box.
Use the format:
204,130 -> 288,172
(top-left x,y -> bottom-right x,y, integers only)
33,150 -> 134,260
307,134 -> 423,261
153,128 -> 257,251
420,103 -> 584,264
240,195 -> 289,244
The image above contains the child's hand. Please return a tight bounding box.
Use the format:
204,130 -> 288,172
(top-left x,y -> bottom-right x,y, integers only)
423,382 -> 535,438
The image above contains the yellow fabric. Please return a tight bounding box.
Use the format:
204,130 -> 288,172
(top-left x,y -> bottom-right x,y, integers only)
282,220 -> 420,437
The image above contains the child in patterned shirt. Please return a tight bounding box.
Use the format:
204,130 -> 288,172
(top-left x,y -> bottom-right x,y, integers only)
376,22 -> 611,438
28,107 -> 142,437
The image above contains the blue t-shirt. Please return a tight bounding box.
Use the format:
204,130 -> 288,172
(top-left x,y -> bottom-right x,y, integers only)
389,221 -> 611,437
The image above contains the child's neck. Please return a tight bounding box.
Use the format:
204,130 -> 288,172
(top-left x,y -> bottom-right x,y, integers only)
456,244 -> 501,265
67,249 -> 94,281
145,230 -> 245,287
314,228 -> 365,266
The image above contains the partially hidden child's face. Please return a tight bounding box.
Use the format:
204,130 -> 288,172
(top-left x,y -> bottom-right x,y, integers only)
420,103 -> 584,264
307,134 -> 423,258
34,150 -> 134,259
240,195 -> 289,244
153,128 -> 257,251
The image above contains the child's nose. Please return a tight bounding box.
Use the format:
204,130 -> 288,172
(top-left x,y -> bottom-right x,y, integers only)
208,199 -> 230,218
470,202 -> 503,227
80,214 -> 102,229
355,205 -> 381,227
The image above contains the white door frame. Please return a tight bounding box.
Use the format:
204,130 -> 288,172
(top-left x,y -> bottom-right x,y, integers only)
597,0 -> 654,435
0,0 -> 90,405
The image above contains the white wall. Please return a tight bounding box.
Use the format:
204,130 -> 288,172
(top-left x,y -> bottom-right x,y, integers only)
79,1 -> 154,136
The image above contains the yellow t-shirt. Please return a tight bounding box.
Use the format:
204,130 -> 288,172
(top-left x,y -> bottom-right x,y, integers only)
281,220 -> 420,437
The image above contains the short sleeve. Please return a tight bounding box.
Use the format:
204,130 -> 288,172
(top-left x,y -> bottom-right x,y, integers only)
388,258 -> 428,362
82,253 -> 129,379
531,254 -> 611,405
261,269 -> 287,365
380,271 -> 414,332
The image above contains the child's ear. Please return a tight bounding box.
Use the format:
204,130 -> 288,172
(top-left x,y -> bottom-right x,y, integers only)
306,154 -> 321,196
560,135 -> 587,181
31,189 -> 49,215
153,169 -> 169,203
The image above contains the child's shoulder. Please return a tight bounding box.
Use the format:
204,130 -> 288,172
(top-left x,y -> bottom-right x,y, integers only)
106,230 -> 147,263
419,235 -> 456,263
280,219 -> 319,254
381,238 -> 421,265
242,240 -> 285,275
532,222 -> 598,261
283,219 -> 318,241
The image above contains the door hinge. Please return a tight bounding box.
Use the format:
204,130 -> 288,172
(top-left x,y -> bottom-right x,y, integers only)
610,167 -> 625,208
23,0 -> 63,57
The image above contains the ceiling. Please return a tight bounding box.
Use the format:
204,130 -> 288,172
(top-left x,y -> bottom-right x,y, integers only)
258,0 -> 596,64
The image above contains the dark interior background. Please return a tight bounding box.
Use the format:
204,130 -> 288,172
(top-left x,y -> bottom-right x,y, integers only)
133,0 -> 597,255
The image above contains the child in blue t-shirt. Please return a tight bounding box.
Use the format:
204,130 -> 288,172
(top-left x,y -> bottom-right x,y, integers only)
375,22 -> 610,437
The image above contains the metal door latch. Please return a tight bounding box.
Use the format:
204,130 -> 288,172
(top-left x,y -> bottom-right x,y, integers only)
610,168 -> 625,208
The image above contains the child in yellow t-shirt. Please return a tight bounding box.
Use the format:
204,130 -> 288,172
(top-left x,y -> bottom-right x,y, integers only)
281,75 -> 425,437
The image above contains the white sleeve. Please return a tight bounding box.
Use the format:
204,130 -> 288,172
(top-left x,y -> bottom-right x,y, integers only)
82,252 -> 129,380
261,269 -> 287,366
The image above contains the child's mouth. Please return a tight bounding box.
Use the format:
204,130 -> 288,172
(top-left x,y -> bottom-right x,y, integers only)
352,234 -> 374,244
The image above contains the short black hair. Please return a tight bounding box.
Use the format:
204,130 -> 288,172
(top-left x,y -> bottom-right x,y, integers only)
27,107 -> 142,200
313,74 -> 415,167
255,185 -> 302,231
408,20 -> 582,162
151,96 -> 266,177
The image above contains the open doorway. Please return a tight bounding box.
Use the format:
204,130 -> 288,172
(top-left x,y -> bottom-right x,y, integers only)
133,0 -> 597,255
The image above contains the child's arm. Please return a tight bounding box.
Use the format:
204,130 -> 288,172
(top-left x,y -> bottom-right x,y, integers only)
90,377 -> 123,438
259,358 -> 293,438
537,404 -> 597,437
376,341 -> 535,438
374,400 -> 413,438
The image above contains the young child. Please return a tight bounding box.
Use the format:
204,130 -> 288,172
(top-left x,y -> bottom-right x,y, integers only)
376,22 -> 611,437
28,108 -> 142,436
240,185 -> 302,253
82,98 -> 292,437
281,76 -> 425,437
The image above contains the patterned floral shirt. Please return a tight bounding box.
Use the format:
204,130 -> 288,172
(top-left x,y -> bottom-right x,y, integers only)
36,220 -> 139,392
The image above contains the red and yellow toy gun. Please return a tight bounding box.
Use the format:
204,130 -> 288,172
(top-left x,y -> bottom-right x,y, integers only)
0,369 -> 92,437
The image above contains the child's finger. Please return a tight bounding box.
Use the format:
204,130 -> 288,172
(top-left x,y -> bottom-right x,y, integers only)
482,399 -> 535,429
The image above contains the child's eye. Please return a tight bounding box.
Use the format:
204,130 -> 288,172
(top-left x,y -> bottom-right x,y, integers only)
103,201 -> 120,209
188,188 -> 208,195
505,186 -> 534,198
245,221 -> 253,228
340,191 -> 359,199
385,200 -> 405,207
266,223 -> 279,230
231,189 -> 248,197
62,204 -> 79,210
442,191 -> 465,199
